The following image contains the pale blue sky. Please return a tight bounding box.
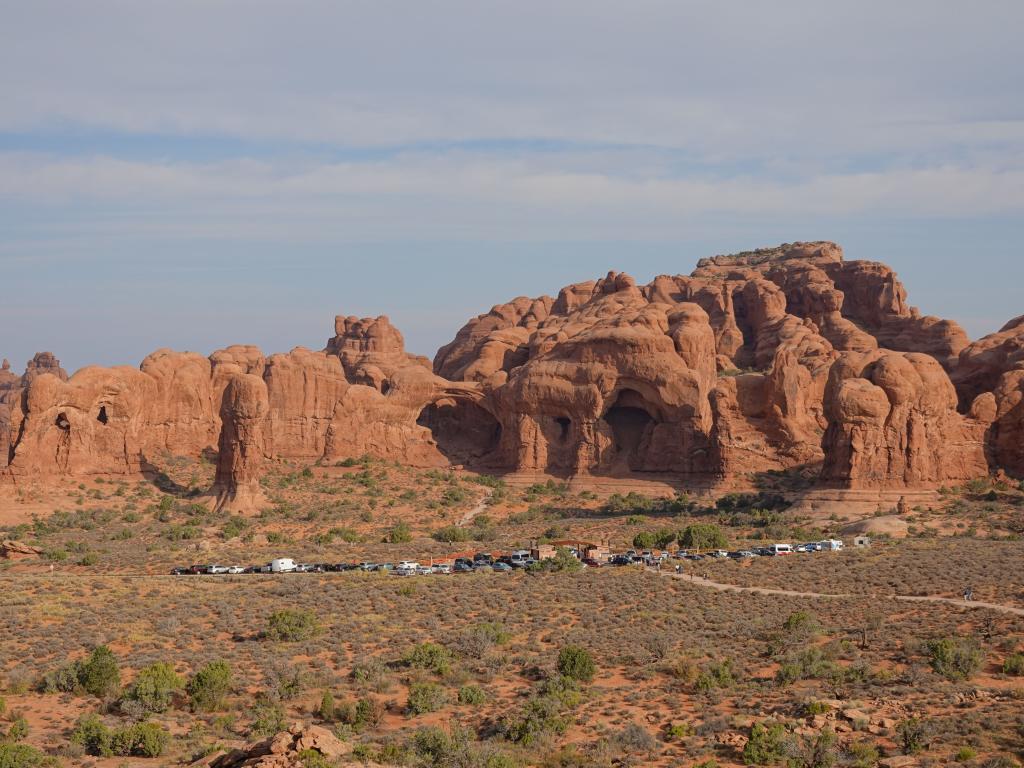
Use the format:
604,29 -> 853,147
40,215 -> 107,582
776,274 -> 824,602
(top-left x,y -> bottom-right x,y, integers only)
1,1 -> 1022,373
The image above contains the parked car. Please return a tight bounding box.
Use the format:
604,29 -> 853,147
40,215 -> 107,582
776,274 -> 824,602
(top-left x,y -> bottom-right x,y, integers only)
356,562 -> 377,571
226,565 -> 245,574
453,561 -> 474,573
206,564 -> 230,574
609,555 -> 631,566
818,539 -> 844,552
170,567 -> 191,575
708,550 -> 729,559
768,544 -> 794,556
377,563 -> 395,572
491,562 -> 513,572
416,565 -> 434,576
431,563 -> 452,575
396,560 -> 419,572
685,553 -> 705,561
473,552 -> 494,565
509,550 -> 531,567
582,558 -> 604,568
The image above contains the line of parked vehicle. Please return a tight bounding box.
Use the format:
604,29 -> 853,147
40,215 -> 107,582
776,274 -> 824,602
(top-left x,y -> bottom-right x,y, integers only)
169,540 -> 846,577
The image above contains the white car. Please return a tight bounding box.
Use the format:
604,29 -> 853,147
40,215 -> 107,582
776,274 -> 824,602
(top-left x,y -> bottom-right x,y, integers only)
208,564 -> 230,574
416,565 -> 434,576
431,563 -> 452,574
226,565 -> 245,574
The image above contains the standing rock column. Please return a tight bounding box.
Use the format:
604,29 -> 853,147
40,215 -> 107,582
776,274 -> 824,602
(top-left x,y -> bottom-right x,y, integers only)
208,373 -> 269,514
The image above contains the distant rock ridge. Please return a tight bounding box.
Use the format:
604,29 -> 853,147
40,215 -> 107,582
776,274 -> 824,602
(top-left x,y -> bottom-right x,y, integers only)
1,241 -> 1019,505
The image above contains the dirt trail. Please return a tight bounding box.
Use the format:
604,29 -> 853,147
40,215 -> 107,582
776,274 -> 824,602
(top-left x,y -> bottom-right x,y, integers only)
458,493 -> 490,526
655,569 -> 1024,617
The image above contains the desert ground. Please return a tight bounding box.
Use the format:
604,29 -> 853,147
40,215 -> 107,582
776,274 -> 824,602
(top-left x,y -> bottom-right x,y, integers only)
1,456 -> 1023,767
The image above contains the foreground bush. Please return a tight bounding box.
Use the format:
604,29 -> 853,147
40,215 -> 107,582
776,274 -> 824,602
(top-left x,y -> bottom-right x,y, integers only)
557,645 -> 596,683
188,660 -> 233,712
124,662 -> 183,714
407,681 -> 448,716
679,523 -> 727,550
265,609 -> 321,642
42,646 -> 121,700
0,744 -> 58,768
927,636 -> 982,681
743,721 -> 792,765
71,714 -> 169,757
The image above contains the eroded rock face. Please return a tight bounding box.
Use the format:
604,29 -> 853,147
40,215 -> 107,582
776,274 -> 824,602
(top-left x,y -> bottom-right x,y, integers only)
3,241 -> 1020,493
820,351 -> 988,488
207,373 -> 269,513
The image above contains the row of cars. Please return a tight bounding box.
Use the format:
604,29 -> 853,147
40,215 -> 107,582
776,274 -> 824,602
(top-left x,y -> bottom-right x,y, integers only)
170,552 -> 536,577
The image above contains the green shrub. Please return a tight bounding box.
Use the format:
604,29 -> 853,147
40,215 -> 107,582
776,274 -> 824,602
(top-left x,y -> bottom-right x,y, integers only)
1002,652 -> 1024,676
188,660 -> 233,712
403,643 -> 452,676
5,717 -> 28,743
0,743 -> 58,768
678,523 -> 727,550
221,516 -> 248,539
927,636 -> 982,681
40,661 -> 83,694
71,714 -> 113,756
250,701 -> 287,736
385,521 -> 413,544
897,717 -> 935,755
124,661 -> 183,714
557,645 -> 596,683
458,685 -> 487,706
843,740 -> 879,768
696,658 -> 735,691
957,747 -> 978,762
407,682 -> 448,716
265,609 -> 321,642
79,646 -> 121,699
743,721 -> 791,765
110,722 -> 169,757
318,690 -> 336,721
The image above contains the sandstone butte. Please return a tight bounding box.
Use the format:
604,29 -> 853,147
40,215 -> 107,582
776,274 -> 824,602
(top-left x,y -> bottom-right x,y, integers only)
2,242 -> 1022,513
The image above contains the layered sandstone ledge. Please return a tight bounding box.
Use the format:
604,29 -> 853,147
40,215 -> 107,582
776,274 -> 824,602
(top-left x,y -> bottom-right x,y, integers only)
2,242 -> 1021,512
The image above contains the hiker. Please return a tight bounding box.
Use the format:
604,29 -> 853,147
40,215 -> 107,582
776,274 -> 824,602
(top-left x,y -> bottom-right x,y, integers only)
964,586 -> 974,602
675,564 -> 681,575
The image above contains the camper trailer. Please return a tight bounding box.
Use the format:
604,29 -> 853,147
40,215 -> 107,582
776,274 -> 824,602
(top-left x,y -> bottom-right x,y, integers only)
818,539 -> 844,552
270,558 -> 297,573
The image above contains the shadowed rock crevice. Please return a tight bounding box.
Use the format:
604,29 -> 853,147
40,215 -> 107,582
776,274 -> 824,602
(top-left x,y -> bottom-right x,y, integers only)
416,399 -> 502,467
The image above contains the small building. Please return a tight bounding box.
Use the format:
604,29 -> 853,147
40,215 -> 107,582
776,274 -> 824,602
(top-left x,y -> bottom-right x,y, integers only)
546,539 -> 611,562
854,535 -> 871,548
532,544 -> 557,561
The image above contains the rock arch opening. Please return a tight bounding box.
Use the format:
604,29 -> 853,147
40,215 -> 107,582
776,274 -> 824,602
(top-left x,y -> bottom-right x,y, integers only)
55,412 -> 70,430
97,406 -> 108,425
601,389 -> 660,471
417,399 -> 502,467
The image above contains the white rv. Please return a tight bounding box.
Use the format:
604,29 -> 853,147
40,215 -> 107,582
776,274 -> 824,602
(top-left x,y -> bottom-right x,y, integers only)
768,543 -> 794,556
270,558 -> 297,573
818,539 -> 844,552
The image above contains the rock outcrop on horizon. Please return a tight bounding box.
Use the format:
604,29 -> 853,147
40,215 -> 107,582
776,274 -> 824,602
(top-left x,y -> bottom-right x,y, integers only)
1,242 -> 1019,506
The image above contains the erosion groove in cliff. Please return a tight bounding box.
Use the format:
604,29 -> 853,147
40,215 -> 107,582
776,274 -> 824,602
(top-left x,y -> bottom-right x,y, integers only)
2,242 -> 1020,511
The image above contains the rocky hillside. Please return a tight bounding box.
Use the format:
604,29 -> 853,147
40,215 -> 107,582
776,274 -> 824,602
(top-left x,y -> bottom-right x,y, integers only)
2,242 -> 1021,509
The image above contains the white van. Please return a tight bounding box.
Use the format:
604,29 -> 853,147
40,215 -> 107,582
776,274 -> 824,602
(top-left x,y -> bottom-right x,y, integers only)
270,558 -> 297,573
769,544 -> 794,556
396,561 -> 419,574
818,539 -> 844,552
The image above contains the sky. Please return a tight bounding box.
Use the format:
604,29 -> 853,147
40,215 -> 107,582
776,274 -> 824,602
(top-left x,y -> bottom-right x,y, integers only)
2,0 -> 1023,374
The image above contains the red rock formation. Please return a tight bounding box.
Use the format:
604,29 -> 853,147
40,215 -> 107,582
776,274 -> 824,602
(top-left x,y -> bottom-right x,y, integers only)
207,373 -> 269,513
2,241 -> 1019,494
820,351 -> 988,488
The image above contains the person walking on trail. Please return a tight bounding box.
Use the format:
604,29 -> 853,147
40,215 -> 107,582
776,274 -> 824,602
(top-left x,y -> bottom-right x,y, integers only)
675,564 -> 681,575
964,586 -> 974,601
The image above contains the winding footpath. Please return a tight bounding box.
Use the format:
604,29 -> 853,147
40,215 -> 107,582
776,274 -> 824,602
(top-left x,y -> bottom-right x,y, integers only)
458,493 -> 490,527
654,569 -> 1024,617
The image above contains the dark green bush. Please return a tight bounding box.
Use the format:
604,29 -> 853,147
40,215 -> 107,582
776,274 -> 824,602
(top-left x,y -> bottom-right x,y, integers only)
124,662 -> 183,714
265,609 -> 321,642
78,646 -> 121,699
188,660 -> 233,712
927,636 -> 982,681
743,721 -> 792,765
557,645 -> 595,683
407,682 -> 448,716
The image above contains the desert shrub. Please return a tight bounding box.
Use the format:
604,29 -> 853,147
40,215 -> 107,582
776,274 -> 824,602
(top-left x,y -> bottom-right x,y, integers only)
188,660 -> 233,712
529,547 -> 583,573
743,721 -> 792,765
679,523 -> 727,550
696,658 -> 735,691
386,521 -> 412,544
78,646 -> 121,699
782,611 -> 821,643
39,661 -> 83,694
502,692 -> 569,745
843,740 -> 879,768
957,747 -> 979,762
557,645 -> 595,683
110,722 -> 170,757
403,643 -> 452,676
791,728 -> 837,768
124,662 -> 183,714
632,531 -> 657,549
318,690 -> 336,721
1002,652 -> 1024,676
927,636 -> 982,681
614,723 -> 657,753
221,516 -> 248,539
72,713 -> 113,756
432,526 -> 471,543
411,725 -> 512,768
407,681 -> 448,716
250,701 -> 287,736
0,744 -> 58,768
265,609 -> 321,642
664,720 -> 694,741
457,685 -> 487,706
5,717 -> 28,742
352,697 -> 385,729
897,717 -> 935,755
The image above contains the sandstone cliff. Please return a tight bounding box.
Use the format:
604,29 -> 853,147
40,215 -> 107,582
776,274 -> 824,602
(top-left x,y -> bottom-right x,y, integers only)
2,242 -> 1018,505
